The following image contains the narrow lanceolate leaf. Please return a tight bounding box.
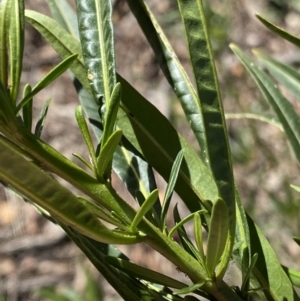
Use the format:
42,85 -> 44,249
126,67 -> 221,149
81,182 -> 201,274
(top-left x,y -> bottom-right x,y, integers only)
25,10 -> 90,92
194,213 -> 205,262
231,44 -> 300,164
174,282 -> 205,295
75,105 -> 97,170
75,0 -> 116,108
240,253 -> 258,296
206,198 -> 229,279
106,256 -> 187,289
125,0 -> 208,162
282,266 -> 300,288
8,0 -> 25,104
130,189 -> 159,232
0,0 -> 9,87
22,84 -> 33,131
16,53 -> 78,112
24,11 -> 219,216
0,137 -> 141,245
25,10 -> 162,223
169,210 -> 206,238
256,15 -> 300,48
290,184 -> 300,194
47,0 -> 79,39
96,129 -> 123,181
101,83 -> 121,146
254,50 -> 300,99
177,0 -> 235,276
118,80 -> 218,213
172,205 -> 206,263
76,196 -> 127,230
161,150 -> 184,232
34,98 -> 51,138
233,186 -> 251,288
247,215 -> 299,301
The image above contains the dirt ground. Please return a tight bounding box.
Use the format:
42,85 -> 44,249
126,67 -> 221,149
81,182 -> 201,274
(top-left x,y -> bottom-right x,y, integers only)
1,0 -> 300,300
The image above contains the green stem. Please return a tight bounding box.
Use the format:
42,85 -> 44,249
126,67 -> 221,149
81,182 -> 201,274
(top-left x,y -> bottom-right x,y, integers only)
9,125 -> 242,301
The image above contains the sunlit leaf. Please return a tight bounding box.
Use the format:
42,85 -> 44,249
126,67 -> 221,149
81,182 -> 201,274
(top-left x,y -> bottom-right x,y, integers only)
247,215 -> 298,300
161,150 -> 184,232
16,53 -> 78,112
75,105 -> 97,170
8,0 -> 25,104
0,0 -> 9,87
96,129 -> 123,181
47,0 -> 79,39
26,10 -> 161,222
177,0 -> 236,277
0,136 -> 140,245
206,198 -> 229,279
75,0 -> 116,109
125,0 -> 208,162
131,189 -> 159,232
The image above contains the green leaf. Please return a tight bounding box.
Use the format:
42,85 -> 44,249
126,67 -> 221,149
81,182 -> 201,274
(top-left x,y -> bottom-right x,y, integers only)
75,105 -> 97,170
234,186 -> 251,289
282,266 -> 300,288
22,84 -> 33,131
172,204 -> 206,263
169,209 -> 206,239
177,0 -> 236,275
16,53 -> 78,112
194,213 -> 205,262
34,98 -> 51,138
254,50 -> 300,100
131,189 -> 159,232
75,0 -> 116,108
106,256 -> 187,289
256,14 -> 300,47
0,136 -> 140,245
72,153 -> 93,170
101,82 -> 121,147
125,0 -> 208,162
231,44 -> 300,164
25,10 -> 91,92
240,253 -> 258,296
161,150 -> 184,232
119,79 -> 219,213
96,129 -> 123,181
47,0 -> 79,39
25,10 -> 161,223
8,0 -> 25,104
247,215 -> 299,301
206,198 -> 229,279
76,196 -> 127,230
0,0 -> 9,87
174,282 -> 205,295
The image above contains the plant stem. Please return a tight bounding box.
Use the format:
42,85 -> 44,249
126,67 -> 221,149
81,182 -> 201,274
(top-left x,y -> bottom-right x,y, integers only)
10,125 -> 243,301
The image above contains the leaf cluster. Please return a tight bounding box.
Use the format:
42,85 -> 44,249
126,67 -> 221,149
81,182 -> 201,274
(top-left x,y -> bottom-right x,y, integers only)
0,0 -> 300,301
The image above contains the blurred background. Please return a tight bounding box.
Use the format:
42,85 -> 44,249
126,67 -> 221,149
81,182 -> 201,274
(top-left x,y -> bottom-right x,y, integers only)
1,0 -> 300,300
